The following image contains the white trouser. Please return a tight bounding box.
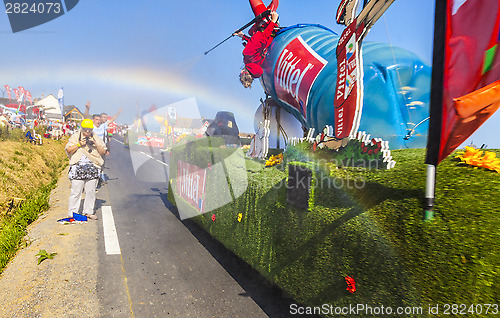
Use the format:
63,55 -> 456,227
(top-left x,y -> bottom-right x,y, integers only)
68,179 -> 98,217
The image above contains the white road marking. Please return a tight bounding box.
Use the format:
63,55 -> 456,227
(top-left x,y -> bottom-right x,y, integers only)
140,151 -> 169,167
115,137 -> 169,167
140,151 -> 155,159
102,206 -> 121,255
155,159 -> 169,167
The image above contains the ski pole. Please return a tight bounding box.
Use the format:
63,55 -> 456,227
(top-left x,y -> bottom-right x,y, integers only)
204,10 -> 271,55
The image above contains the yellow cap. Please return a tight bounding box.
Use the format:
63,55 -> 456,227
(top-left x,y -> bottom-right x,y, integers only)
81,119 -> 94,129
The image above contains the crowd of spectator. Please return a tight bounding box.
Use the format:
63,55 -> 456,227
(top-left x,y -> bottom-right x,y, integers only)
0,103 -> 127,145
0,110 -> 81,142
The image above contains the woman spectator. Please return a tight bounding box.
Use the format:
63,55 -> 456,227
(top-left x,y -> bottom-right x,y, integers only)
64,119 -> 107,220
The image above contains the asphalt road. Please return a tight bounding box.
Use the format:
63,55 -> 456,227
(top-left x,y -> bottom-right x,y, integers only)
93,137 -> 304,318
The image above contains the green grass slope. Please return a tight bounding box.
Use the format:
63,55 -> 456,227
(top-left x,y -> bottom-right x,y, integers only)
0,139 -> 67,274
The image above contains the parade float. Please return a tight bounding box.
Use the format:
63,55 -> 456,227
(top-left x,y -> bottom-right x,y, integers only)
233,0 -> 431,173
167,1 -> 500,314
260,23 -> 430,150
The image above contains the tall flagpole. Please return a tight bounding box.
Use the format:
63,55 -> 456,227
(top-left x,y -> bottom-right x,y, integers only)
58,87 -> 64,122
424,0 -> 446,221
16,93 -> 24,115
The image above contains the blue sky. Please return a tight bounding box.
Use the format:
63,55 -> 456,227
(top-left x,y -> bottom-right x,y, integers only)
0,0 -> 498,148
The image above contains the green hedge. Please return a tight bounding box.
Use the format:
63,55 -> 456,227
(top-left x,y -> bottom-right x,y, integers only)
168,137 -> 248,216
168,151 -> 416,310
168,146 -> 500,317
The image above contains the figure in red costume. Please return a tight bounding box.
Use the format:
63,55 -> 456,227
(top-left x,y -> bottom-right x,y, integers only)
235,11 -> 279,88
235,0 -> 280,88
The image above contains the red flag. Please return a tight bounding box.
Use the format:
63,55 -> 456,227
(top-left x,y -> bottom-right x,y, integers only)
26,91 -> 33,104
334,19 -> 364,139
426,0 -> 500,165
4,85 -> 11,100
333,0 -> 395,140
13,88 -> 19,100
18,86 -> 25,95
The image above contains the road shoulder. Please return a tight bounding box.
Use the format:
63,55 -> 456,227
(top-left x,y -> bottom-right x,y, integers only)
0,169 -> 100,318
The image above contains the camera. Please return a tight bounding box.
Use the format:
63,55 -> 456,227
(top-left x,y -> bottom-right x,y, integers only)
85,137 -> 95,147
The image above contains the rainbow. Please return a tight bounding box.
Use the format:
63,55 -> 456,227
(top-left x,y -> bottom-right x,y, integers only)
2,61 -> 255,124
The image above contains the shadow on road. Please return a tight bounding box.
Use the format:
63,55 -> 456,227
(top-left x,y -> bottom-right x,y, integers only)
157,190 -> 320,318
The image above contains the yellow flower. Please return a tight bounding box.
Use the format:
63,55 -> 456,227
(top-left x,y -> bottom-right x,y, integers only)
456,147 -> 500,172
237,213 -> 243,222
175,133 -> 188,142
265,153 -> 284,167
481,151 -> 500,172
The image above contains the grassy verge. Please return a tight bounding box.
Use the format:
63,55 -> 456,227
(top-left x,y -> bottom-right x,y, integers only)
0,138 -> 67,274
0,182 -> 55,273
168,143 -> 499,317
0,125 -> 46,142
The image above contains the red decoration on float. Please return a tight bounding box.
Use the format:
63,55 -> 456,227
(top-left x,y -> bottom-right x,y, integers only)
345,276 -> 356,293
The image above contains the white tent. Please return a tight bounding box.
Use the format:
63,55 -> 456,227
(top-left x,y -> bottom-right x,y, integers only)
35,95 -> 61,119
